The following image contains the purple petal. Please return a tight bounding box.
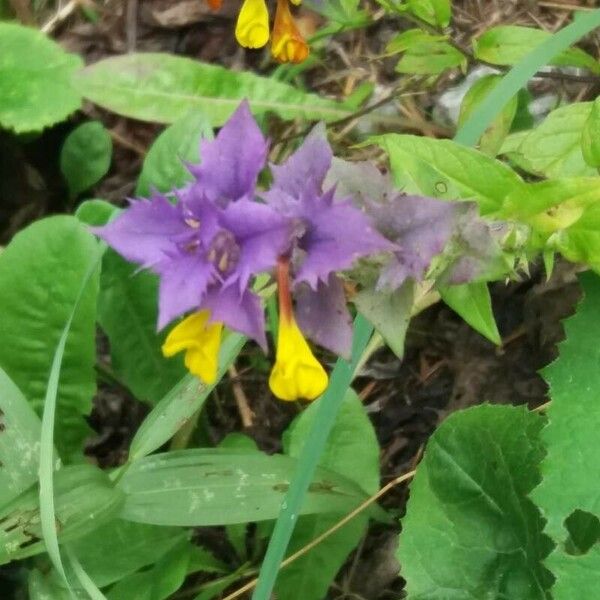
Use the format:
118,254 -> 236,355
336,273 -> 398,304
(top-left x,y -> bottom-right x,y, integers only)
201,285 -> 266,350
92,195 -> 188,267
441,216 -> 506,284
296,194 -> 395,288
156,254 -> 214,329
271,123 -> 332,197
325,158 -> 393,207
295,275 -> 353,359
220,198 -> 293,290
371,195 -> 465,290
187,101 -> 268,205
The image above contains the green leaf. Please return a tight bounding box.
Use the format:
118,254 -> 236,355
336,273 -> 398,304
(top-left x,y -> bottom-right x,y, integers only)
0,366 -> 42,506
60,121 -> 113,199
439,282 -> 501,345
150,538 -> 192,600
0,23 -> 83,132
474,26 -> 600,74
0,216 -> 99,457
502,178 -> 598,233
395,39 -> 466,75
458,75 -> 518,156
69,521 -> 188,587
98,251 -> 187,404
372,134 -> 523,215
75,53 -> 371,126
531,272 -> 600,597
136,111 -> 213,197
581,97 -> 600,169
116,448 -> 374,526
354,281 -> 414,358
275,391 -> 380,600
0,465 -> 124,565
406,0 -> 451,27
385,29 -> 446,54
512,103 -> 597,178
76,199 -> 190,405
128,333 -> 246,461
399,404 -> 552,599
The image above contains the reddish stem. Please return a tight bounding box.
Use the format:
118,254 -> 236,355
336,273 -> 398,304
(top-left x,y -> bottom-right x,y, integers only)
276,257 -> 293,325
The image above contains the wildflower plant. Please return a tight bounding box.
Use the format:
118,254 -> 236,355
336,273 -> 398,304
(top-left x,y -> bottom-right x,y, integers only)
2,6 -> 600,600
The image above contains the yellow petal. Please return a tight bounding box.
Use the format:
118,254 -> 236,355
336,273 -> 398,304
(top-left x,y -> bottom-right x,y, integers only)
268,316 -> 328,401
235,0 -> 270,49
162,310 -> 223,384
272,0 -> 309,63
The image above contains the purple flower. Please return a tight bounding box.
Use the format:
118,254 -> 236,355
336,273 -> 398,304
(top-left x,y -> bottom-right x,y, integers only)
93,103 -> 291,348
265,126 -> 394,358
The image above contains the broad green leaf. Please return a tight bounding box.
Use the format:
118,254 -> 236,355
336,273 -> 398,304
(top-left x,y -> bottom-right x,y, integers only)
29,569 -> 83,600
105,541 -> 227,600
128,333 -> 246,461
0,216 -> 99,457
150,538 -> 191,600
406,0 -> 451,27
474,26 -> 600,74
581,97 -> 600,168
502,179 -> 600,271
0,366 -> 42,506
439,282 -> 501,345
60,121 -> 112,199
116,449 -> 374,526
458,75 -> 518,156
77,199 -> 188,405
502,178 -> 599,233
372,134 -> 524,215
70,521 -> 188,588
531,272 -> 600,597
75,53 -> 371,126
0,23 -> 83,132
395,40 -> 466,75
106,571 -> 153,600
136,111 -> 213,197
385,29 -> 446,54
0,465 -> 124,565
399,404 -> 552,599
98,251 -> 187,405
275,391 -> 380,600
513,103 -> 597,178
354,281 -> 414,358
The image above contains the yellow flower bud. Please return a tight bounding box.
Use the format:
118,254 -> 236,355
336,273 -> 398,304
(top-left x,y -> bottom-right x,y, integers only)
272,0 -> 309,63
269,315 -> 328,401
162,310 -> 223,384
235,0 -> 270,49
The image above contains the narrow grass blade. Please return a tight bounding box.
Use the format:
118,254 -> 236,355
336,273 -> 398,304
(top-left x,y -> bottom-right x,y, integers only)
454,9 -> 600,147
252,13 -> 600,599
66,546 -> 108,600
252,314 -> 373,599
39,244 -> 104,592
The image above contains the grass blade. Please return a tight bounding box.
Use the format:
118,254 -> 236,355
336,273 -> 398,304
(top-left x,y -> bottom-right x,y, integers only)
252,314 -> 373,599
252,12 -> 600,598
454,9 -> 600,147
39,244 -> 104,592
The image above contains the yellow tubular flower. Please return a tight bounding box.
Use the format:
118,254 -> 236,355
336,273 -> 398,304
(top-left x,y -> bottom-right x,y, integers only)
269,315 -> 328,401
268,258 -> 328,401
272,0 -> 309,63
235,0 -> 270,49
162,310 -> 223,384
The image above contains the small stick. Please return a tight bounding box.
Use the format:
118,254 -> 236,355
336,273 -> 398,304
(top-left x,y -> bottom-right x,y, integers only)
229,365 -> 255,428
